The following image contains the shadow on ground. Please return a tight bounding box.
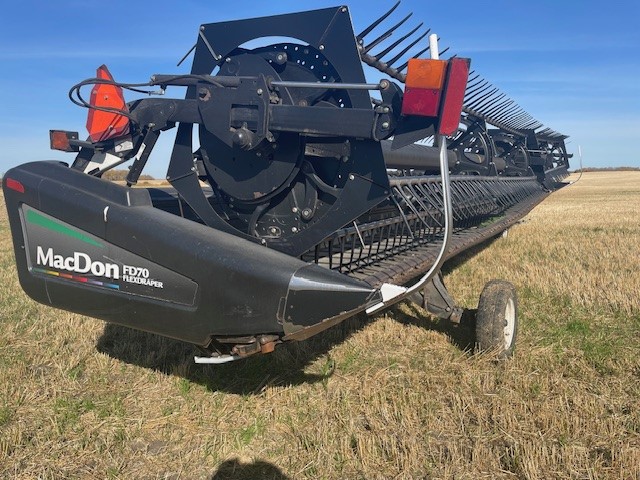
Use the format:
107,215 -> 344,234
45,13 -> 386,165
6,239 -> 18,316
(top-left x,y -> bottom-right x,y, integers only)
210,459 -> 290,480
97,312 -> 379,395
97,302 -> 478,395
96,237 -> 503,394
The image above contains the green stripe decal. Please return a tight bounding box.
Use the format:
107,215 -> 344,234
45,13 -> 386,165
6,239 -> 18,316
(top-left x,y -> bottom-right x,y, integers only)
26,209 -> 104,248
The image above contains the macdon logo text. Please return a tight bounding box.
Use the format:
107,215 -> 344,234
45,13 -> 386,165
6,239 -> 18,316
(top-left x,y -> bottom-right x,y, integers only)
37,246 -> 119,278
36,246 -> 164,288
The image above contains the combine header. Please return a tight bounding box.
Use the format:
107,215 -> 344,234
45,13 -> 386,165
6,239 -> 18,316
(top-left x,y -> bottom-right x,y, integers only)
3,4 -> 570,362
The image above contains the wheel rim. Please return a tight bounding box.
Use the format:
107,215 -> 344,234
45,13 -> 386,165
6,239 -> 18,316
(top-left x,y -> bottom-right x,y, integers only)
503,297 -> 516,349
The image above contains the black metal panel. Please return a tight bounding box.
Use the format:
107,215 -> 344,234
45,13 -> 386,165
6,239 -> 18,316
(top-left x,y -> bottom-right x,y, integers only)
3,162 -> 379,346
194,7 -> 371,108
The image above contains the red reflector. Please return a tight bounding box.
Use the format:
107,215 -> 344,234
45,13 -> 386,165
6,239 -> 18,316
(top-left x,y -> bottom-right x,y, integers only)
86,65 -> 130,142
402,87 -> 441,117
402,59 -> 446,117
5,177 -> 25,193
438,58 -> 470,136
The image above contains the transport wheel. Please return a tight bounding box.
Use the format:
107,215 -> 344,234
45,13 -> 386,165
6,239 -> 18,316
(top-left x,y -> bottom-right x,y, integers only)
475,280 -> 518,358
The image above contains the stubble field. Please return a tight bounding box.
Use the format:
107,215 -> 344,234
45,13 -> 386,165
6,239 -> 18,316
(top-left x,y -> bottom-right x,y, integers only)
0,171 -> 639,479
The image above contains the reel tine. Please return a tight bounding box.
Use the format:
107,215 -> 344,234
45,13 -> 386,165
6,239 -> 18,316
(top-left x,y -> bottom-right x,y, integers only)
495,106 -> 524,122
362,13 -> 413,54
469,93 -> 501,113
520,117 -> 536,126
384,28 -> 431,66
465,75 -> 483,89
176,43 -> 197,67
478,91 -> 506,110
397,38 -> 438,71
502,112 -> 527,126
438,46 -> 450,56
476,92 -> 507,112
509,115 -> 533,129
524,120 -> 543,130
517,121 -> 535,130
467,88 -> 499,109
464,80 -> 490,100
373,22 -> 423,59
484,96 -> 511,114
465,83 -> 492,104
357,1 -> 401,39
397,48 -> 427,71
484,98 -> 513,117
362,32 -> 392,54
508,114 -> 532,128
495,111 -> 523,127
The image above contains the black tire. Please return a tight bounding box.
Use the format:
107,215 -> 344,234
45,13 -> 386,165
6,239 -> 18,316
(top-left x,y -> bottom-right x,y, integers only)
475,280 -> 518,358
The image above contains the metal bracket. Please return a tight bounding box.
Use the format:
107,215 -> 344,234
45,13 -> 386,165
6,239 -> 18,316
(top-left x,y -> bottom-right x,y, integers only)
422,273 -> 463,324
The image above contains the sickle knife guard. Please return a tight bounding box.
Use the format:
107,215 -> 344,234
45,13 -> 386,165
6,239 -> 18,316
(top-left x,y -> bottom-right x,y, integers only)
3,4 -> 570,362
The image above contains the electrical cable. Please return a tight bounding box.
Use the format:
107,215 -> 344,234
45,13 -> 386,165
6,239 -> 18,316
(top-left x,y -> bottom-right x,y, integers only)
569,145 -> 583,185
68,74 -> 227,125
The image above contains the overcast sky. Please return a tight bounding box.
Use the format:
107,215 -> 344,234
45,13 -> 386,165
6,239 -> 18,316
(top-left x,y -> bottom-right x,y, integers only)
1,0 -> 638,177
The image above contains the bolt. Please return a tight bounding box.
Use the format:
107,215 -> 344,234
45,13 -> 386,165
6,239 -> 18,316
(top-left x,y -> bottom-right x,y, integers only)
256,151 -> 262,157
257,88 -> 263,95
291,227 -> 298,233
349,174 -> 355,180
225,57 -> 231,63
383,107 -> 390,113
200,26 -> 205,31
292,207 -> 299,213
269,226 -> 278,235
319,45 -> 325,51
341,7 -> 347,12
380,79 -> 390,89
342,156 -> 349,163
381,122 -> 390,129
302,208 -> 312,219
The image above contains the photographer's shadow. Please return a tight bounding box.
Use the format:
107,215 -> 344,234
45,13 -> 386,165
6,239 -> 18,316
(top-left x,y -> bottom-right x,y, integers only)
210,458 -> 290,480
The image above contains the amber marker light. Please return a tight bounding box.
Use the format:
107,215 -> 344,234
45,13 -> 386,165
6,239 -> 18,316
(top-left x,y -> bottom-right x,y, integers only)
401,58 -> 447,117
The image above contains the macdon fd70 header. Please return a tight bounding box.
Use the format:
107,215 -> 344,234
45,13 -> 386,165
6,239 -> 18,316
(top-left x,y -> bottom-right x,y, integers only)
3,4 -> 570,363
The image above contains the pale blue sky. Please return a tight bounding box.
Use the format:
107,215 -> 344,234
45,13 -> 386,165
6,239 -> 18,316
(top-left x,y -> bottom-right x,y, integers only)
1,0 -> 638,176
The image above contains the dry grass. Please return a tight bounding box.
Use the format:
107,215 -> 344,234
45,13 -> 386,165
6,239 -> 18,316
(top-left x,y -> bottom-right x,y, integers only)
1,172 -> 639,479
